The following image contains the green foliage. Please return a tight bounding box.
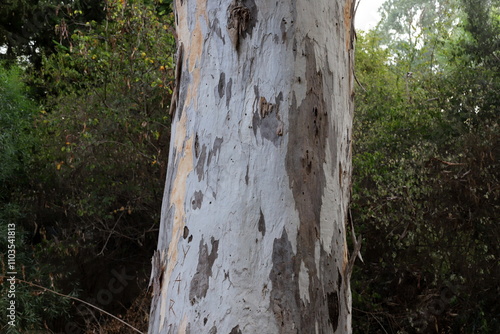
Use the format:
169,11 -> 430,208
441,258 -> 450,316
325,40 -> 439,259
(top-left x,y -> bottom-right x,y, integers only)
0,65 -> 74,332
377,0 -> 461,73
35,1 -> 173,331
1,0 -> 176,332
0,0 -> 107,67
36,0 -> 174,246
0,66 -> 36,197
352,1 -> 499,332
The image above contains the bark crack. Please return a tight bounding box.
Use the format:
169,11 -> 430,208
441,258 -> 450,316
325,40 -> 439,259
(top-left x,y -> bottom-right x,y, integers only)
169,43 -> 184,118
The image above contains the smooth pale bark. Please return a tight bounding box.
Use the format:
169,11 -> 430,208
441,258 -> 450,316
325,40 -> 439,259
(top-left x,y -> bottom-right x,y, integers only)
148,0 -> 355,333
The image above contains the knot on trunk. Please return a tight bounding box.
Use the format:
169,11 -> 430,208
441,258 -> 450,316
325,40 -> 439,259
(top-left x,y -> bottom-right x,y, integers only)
227,0 -> 251,51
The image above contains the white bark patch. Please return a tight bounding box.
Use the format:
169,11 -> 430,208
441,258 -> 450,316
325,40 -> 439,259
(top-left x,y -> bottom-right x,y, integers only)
315,240 -> 321,274
178,314 -> 188,334
298,260 -> 310,304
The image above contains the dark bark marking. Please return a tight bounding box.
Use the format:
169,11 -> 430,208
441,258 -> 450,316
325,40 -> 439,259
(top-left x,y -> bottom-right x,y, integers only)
229,325 -> 242,334
218,72 -> 226,99
258,208 -> 266,236
176,66 -> 190,120
284,37 -> 340,332
183,226 -> 189,239
273,33 -> 280,44
227,1 -> 249,51
191,190 -> 203,210
194,133 -> 200,158
286,38 -> 329,236
208,326 -> 217,334
189,237 -> 219,304
169,43 -> 184,118
280,18 -> 287,43
252,92 -> 284,146
337,268 -> 342,292
269,229 -> 300,333
242,56 -> 255,83
252,85 -> 260,136
338,161 -> 343,187
226,78 -> 232,108
276,91 -> 283,108
319,250 -> 341,327
260,111 -> 281,145
327,291 -> 339,331
210,17 -> 225,44
245,164 -> 249,185
207,137 -> 223,166
196,144 -> 207,182
148,250 -> 165,297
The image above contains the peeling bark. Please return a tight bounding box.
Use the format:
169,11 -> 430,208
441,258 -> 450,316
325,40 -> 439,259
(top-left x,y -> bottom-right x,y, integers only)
149,0 -> 354,333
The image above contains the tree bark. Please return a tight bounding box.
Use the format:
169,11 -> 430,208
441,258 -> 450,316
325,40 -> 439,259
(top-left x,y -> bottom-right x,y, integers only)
148,0 -> 355,333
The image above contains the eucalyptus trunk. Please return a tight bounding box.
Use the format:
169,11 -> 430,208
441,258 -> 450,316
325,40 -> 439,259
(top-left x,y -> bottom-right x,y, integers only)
148,0 -> 355,333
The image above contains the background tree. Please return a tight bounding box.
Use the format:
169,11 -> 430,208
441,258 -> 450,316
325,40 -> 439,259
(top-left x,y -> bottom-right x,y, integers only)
0,0 -> 106,67
351,0 -> 499,332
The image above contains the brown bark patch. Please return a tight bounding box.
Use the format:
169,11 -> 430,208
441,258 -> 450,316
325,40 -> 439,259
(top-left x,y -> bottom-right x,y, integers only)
284,37 -> 339,331
269,229 -> 300,333
189,237 -> 219,304
252,92 -> 284,146
286,38 -> 329,234
286,39 -> 328,265
343,0 -> 355,51
226,0 -> 257,52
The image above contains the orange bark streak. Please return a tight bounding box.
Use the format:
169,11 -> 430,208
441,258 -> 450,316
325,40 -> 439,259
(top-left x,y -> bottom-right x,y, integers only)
343,0 -> 354,50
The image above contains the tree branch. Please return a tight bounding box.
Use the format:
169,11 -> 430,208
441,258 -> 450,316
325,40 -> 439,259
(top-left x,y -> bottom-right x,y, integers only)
1,276 -> 145,334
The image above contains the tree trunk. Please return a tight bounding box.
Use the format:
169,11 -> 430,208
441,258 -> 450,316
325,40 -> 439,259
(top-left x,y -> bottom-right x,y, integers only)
148,0 -> 355,333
